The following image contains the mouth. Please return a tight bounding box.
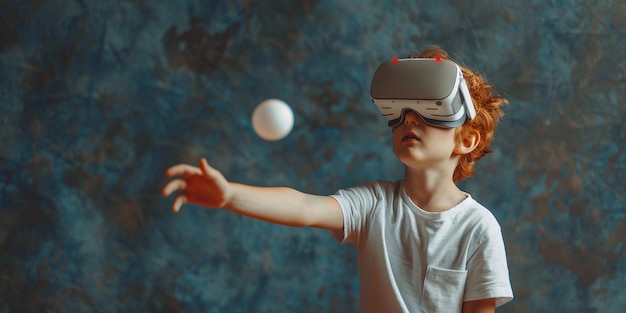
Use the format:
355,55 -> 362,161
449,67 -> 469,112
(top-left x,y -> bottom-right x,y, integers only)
401,132 -> 421,142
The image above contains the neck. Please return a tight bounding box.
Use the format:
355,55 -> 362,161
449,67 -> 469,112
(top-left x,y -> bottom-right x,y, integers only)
403,166 -> 466,212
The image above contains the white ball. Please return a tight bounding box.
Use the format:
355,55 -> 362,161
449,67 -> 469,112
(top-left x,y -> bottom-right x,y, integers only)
251,99 -> 294,141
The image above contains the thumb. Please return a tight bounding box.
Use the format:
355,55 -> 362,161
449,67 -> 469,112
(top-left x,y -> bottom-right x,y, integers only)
199,158 -> 212,177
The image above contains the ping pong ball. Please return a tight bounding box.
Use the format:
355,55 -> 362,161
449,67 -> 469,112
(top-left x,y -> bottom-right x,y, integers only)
252,99 -> 294,141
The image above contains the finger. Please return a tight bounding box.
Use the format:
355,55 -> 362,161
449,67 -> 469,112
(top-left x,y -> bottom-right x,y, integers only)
162,179 -> 187,197
199,158 -> 223,179
165,164 -> 202,177
172,194 -> 188,213
199,158 -> 212,177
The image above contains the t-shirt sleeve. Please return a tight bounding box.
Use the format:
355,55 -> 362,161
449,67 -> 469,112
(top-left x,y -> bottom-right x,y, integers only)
329,182 -> 382,245
464,217 -> 514,307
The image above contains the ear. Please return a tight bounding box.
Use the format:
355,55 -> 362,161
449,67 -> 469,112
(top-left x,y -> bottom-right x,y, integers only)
454,129 -> 480,155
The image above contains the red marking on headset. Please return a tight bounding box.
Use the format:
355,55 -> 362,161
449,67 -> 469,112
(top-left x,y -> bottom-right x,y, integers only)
435,56 -> 442,62
392,57 -> 399,63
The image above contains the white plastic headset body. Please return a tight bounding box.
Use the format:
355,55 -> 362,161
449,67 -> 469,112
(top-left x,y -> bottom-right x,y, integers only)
370,58 -> 476,128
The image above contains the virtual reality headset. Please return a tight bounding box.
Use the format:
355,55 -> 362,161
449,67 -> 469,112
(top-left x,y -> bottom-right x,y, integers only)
370,58 -> 476,128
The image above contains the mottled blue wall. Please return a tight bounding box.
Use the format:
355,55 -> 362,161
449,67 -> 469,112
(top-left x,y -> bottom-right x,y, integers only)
1,0 -> 625,312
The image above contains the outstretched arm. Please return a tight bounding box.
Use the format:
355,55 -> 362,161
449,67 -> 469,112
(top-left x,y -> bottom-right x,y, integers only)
162,158 -> 344,230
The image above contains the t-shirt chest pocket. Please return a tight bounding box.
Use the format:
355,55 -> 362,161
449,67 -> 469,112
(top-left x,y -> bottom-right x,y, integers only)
420,266 -> 468,313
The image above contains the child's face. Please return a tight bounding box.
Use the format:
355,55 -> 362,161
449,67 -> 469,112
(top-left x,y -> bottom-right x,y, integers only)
392,110 -> 459,170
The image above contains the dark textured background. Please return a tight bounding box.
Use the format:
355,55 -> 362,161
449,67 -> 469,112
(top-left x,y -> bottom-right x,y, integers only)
1,0 -> 625,312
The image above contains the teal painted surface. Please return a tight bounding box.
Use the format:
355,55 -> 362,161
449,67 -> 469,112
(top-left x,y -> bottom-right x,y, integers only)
1,0 -> 625,312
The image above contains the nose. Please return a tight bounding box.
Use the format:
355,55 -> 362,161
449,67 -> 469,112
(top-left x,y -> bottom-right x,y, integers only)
403,111 -> 421,126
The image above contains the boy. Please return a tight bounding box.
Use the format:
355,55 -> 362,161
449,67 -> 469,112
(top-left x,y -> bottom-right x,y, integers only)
162,46 -> 514,312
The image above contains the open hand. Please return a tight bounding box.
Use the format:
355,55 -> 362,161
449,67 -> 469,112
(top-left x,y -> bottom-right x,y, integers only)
162,158 -> 234,212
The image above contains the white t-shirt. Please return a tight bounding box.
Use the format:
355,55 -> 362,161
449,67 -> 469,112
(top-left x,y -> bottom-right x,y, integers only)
331,180 -> 513,313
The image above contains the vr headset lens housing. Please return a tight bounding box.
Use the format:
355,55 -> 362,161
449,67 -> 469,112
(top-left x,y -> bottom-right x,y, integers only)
370,58 -> 476,128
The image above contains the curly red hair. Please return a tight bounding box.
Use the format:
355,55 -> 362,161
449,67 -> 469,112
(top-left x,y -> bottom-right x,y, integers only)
417,46 -> 507,181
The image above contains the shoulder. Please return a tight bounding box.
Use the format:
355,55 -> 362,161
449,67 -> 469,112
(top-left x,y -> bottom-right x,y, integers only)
330,180 -> 403,243
460,197 -> 500,222
334,180 -> 401,197
330,180 -> 403,215
456,197 -> 503,238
